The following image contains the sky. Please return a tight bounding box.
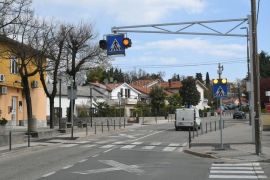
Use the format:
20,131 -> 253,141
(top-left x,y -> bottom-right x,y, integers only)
32,0 -> 270,82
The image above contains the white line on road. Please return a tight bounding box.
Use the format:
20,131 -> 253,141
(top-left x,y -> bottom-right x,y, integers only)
163,147 -> 177,152
131,130 -> 166,142
168,143 -> 180,147
150,142 -> 162,146
181,142 -> 188,147
209,175 -> 267,179
121,145 -> 136,149
103,148 -> 114,153
78,159 -> 88,163
100,145 -> 115,149
211,167 -> 262,170
210,170 -> 265,174
62,165 -> 73,169
112,141 -> 125,145
75,141 -> 92,144
212,163 -> 260,166
92,154 -> 99,157
131,142 -> 143,145
142,146 -> 155,150
41,171 -> 56,177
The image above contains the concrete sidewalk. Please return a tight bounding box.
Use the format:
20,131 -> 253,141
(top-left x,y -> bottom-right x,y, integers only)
184,122 -> 270,162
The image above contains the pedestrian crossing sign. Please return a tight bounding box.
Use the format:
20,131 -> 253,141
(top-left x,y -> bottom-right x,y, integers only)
106,34 -> 125,56
213,84 -> 227,98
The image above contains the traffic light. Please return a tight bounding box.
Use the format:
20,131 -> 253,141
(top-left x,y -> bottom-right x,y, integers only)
122,37 -> 132,48
99,40 -> 107,50
212,78 -> 227,85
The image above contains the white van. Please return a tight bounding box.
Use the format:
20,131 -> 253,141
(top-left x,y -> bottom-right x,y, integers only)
175,108 -> 201,131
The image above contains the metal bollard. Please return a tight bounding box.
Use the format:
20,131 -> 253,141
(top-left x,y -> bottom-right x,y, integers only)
102,122 -> 103,133
119,119 -> 121,129
223,120 -> 225,129
124,118 -> 126,128
86,123 -> 88,136
114,120 -> 115,130
188,128 -> 191,148
215,121 -> 216,131
206,122 -> 208,133
210,122 -> 212,132
9,131 -> 12,151
196,127 -> 198,137
107,120 -> 109,131
95,122 -> 97,134
192,127 -> 194,139
201,124 -> 203,134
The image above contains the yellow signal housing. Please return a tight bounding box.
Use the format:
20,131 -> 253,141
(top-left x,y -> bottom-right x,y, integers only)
213,79 -> 219,84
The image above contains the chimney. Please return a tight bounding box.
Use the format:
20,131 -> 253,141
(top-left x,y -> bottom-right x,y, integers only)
168,79 -> 172,87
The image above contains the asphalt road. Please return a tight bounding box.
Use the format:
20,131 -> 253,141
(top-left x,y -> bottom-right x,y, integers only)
0,120 -> 269,180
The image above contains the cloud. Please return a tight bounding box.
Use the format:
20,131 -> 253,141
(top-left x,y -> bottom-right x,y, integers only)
33,0 -> 206,24
133,38 -> 246,58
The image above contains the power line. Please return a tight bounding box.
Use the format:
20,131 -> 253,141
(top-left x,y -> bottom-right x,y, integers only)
113,58 -> 247,69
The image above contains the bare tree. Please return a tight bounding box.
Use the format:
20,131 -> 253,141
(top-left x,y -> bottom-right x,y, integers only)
64,22 -> 108,121
0,0 -> 32,34
37,23 -> 71,129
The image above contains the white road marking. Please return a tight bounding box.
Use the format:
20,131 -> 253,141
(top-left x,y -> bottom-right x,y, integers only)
142,146 -> 155,150
119,133 -> 136,139
92,154 -> 99,157
131,142 -> 143,145
209,175 -> 267,179
100,145 -> 115,149
103,148 -> 114,153
73,160 -> 144,175
211,167 -> 262,170
78,159 -> 88,163
81,144 -> 96,148
131,130 -> 165,142
210,170 -> 265,174
150,142 -> 162,146
60,144 -> 78,148
163,147 -> 177,152
112,141 -> 125,145
121,145 -> 136,149
212,163 -> 260,166
95,140 -> 112,144
168,143 -> 180,147
41,171 -> 56,177
62,165 -> 73,169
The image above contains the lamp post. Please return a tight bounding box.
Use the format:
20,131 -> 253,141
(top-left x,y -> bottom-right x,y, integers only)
89,84 -> 93,127
58,76 -> 62,130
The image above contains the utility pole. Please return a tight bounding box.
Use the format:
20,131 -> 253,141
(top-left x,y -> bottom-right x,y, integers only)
59,77 -> 62,130
251,0 -> 261,155
217,63 -> 224,149
90,85 -> 93,127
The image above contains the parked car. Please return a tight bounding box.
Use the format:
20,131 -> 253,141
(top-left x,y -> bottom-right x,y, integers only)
233,111 -> 246,119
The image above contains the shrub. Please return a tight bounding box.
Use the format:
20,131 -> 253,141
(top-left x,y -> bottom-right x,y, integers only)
0,118 -> 8,126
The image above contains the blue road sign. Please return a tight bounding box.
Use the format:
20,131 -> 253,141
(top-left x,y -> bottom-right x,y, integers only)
213,84 -> 227,98
106,34 -> 125,56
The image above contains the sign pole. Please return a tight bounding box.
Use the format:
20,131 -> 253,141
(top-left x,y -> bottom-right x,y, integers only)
220,97 -> 223,149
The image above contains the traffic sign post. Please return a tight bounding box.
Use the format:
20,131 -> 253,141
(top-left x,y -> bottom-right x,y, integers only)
212,77 -> 228,150
106,34 -> 125,56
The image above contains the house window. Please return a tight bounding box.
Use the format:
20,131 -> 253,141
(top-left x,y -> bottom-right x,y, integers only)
127,89 -> 130,98
10,57 -> 17,74
125,89 -> 128,98
120,88 -> 123,97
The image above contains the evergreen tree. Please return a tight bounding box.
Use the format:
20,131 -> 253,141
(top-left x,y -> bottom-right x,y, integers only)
179,77 -> 200,107
206,72 -> 210,86
195,73 -> 203,83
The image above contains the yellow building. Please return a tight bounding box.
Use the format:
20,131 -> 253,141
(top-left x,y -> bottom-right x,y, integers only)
0,36 -> 47,127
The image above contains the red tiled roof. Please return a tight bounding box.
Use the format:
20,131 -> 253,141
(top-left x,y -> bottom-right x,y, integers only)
130,79 -> 159,88
105,83 -> 122,91
130,84 -> 151,94
159,81 -> 182,89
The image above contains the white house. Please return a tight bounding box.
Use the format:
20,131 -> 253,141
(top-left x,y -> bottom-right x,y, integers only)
195,80 -> 209,110
91,82 -> 143,117
46,83 -> 110,119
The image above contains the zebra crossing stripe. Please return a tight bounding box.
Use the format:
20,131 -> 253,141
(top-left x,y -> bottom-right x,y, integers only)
150,142 -> 162,146
168,143 -> 180,147
131,142 -> 143,145
113,141 -> 125,145
209,163 -> 267,179
100,145 -> 115,149
121,145 -> 136,149
209,175 -> 267,179
211,167 -> 262,170
163,147 -> 177,152
81,144 -> 96,148
142,146 -> 155,150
